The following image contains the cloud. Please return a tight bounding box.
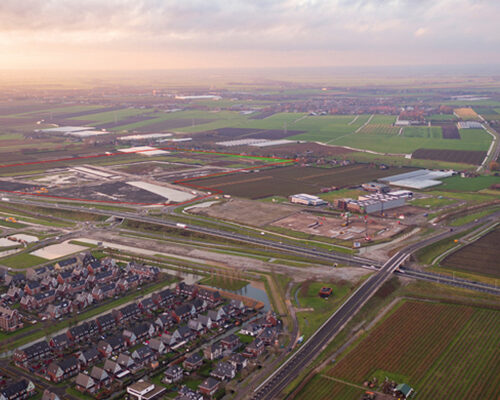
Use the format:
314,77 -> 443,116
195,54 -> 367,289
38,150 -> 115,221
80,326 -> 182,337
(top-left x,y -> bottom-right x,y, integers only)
0,0 -> 498,69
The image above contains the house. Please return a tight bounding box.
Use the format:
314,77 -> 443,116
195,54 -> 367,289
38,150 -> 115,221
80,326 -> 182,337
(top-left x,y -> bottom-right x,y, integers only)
96,313 -> 115,332
78,348 -> 100,367
147,338 -> 166,354
132,346 -> 156,366
258,327 -> 278,345
90,366 -> 110,388
47,300 -> 72,319
207,308 -> 225,325
197,315 -> 212,330
49,333 -> 70,350
394,383 -> 415,399
74,292 -> 93,310
0,380 -> 35,400
139,298 -> 155,313
117,353 -> 136,370
240,324 -> 262,337
5,273 -> 26,287
152,288 -> 174,307
40,277 -> 57,290
13,341 -> 51,364
176,282 -> 197,298
229,353 -> 248,370
161,333 -> 178,347
32,290 -> 56,309
198,377 -> 220,398
92,283 -> 116,301
57,271 -> 73,285
123,323 -> 154,346
67,321 -> 98,343
191,298 -> 207,313
221,334 -> 240,351
203,342 -> 223,361
0,306 -> 23,332
126,381 -> 166,400
97,335 -> 125,357
24,281 -> 41,296
26,266 -> 50,281
41,389 -> 61,400
172,304 -> 195,322
113,303 -> 141,323
176,386 -> 203,400
197,288 -> 221,306
187,319 -> 204,334
75,373 -> 96,394
128,261 -> 160,279
103,359 -> 122,376
163,365 -> 184,384
174,325 -> 195,342
95,270 -> 115,285
243,338 -> 265,358
210,361 -> 236,381
155,313 -> 174,330
47,356 -> 79,383
183,353 -> 203,371
6,287 -> 23,301
56,257 -> 77,270
68,280 -> 86,295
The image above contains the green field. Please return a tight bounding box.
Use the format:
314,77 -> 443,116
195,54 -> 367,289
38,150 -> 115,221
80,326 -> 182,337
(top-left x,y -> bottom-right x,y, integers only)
439,175 -> 500,191
402,126 -> 442,139
0,252 -> 46,268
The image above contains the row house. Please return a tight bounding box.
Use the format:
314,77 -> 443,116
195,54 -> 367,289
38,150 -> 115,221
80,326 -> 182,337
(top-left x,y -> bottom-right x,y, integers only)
75,373 -> 96,394
187,319 -> 205,334
96,313 -> 115,332
57,271 -> 73,285
127,261 -> 160,279
67,321 -> 98,343
155,313 -> 175,331
103,359 -> 122,377
95,269 -> 116,285
138,297 -> 155,313
176,282 -> 197,298
49,333 -> 70,351
147,338 -> 166,354
86,260 -> 102,275
26,265 -> 53,281
0,380 -> 35,400
0,306 -> 23,332
197,288 -> 222,307
172,303 -> 196,323
21,289 -> 56,310
192,298 -> 207,313
68,280 -> 86,295
71,266 -> 89,280
207,308 -> 226,326
6,287 -> 23,301
55,257 -> 77,270
152,288 -> 175,308
47,356 -> 79,383
174,325 -> 195,343
131,346 -> 156,367
24,281 -> 41,296
117,353 -> 136,371
78,348 -> 100,368
92,283 -> 116,301
13,341 -> 51,365
5,273 -> 26,287
90,366 -> 110,388
113,303 -> 140,323
73,292 -> 93,310
122,323 -> 155,346
117,275 -> 140,292
40,277 -> 58,290
98,335 -> 125,358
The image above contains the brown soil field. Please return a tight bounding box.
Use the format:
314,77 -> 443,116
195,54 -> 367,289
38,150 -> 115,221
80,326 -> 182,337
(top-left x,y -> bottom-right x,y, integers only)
412,148 -> 486,165
188,198 -> 298,227
182,164 -> 405,199
442,229 -> 500,278
439,123 -> 461,139
131,118 -> 214,132
192,127 -> 305,143
249,110 -> 276,119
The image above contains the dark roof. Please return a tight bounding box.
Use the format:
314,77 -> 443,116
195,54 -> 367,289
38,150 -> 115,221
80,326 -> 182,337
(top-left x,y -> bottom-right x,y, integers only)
58,356 -> 78,370
34,290 -> 55,301
81,348 -> 99,361
58,257 -> 77,267
107,335 -> 124,349
133,345 -> 154,360
185,353 -> 203,365
97,313 -> 115,325
1,380 -> 31,397
175,304 -> 193,316
95,270 -> 113,280
199,377 -> 219,390
51,333 -> 69,346
23,340 -> 50,357
26,281 -> 40,289
59,271 -> 72,279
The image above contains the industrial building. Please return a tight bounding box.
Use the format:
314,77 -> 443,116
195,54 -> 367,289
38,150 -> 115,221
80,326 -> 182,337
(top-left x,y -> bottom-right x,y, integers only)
289,194 -> 327,206
362,182 -> 390,193
379,169 -> 454,190
334,193 -> 405,214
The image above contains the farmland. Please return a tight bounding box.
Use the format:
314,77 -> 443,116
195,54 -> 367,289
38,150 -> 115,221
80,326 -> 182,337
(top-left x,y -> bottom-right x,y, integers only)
442,229 -> 500,278
181,164 -> 402,199
438,175 -> 500,191
294,376 -> 364,400
412,148 -> 486,165
439,123 -> 460,139
359,123 -> 400,135
454,107 -> 481,121
402,126 -> 442,139
324,301 -> 500,400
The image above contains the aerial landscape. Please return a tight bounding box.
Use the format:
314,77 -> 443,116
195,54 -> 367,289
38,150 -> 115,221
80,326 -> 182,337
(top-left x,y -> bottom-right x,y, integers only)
0,1 -> 499,400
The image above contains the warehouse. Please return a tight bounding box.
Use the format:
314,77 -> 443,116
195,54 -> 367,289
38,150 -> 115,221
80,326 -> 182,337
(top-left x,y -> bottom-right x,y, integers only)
337,193 -> 405,214
289,194 -> 327,206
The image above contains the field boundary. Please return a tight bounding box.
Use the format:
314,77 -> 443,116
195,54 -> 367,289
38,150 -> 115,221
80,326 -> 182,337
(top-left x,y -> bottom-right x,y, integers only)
0,147 -> 297,206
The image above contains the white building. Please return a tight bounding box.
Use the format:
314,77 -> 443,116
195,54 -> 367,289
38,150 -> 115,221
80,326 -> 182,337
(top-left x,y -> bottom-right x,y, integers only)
126,381 -> 166,400
289,194 -> 327,206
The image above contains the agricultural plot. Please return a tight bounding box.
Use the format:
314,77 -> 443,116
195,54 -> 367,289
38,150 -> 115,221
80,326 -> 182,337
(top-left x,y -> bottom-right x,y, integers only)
439,175 -> 500,191
442,229 -> 500,278
454,107 -> 481,121
116,118 -> 215,132
194,127 -> 305,143
412,148 -> 486,165
402,126 -> 442,139
327,301 -> 500,400
294,375 -> 364,400
439,124 -> 460,139
181,164 -> 400,199
359,123 -> 400,135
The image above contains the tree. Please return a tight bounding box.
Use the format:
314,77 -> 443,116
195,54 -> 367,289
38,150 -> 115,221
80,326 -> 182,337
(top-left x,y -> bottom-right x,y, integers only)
489,161 -> 499,171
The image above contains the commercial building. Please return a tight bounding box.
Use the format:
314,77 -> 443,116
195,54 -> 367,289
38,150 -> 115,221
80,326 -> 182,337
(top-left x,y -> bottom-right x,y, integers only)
289,194 -> 327,206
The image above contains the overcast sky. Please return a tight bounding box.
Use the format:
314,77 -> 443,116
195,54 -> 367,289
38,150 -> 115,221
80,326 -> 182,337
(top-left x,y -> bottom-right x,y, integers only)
1,0 -> 499,70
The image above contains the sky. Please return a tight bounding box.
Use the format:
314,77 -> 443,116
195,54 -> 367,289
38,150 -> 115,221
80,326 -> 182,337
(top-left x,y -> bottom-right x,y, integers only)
0,0 -> 499,71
